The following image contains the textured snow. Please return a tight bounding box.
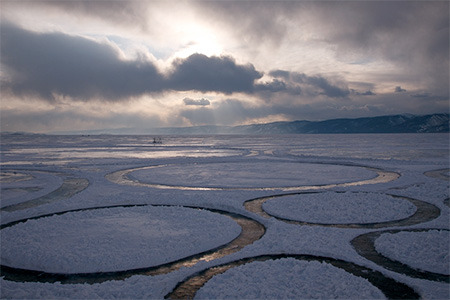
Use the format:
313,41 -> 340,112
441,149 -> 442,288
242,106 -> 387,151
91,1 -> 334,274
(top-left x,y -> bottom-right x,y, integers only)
262,192 -> 417,224
375,230 -> 450,275
1,133 -> 449,299
195,258 -> 385,299
1,206 -> 241,273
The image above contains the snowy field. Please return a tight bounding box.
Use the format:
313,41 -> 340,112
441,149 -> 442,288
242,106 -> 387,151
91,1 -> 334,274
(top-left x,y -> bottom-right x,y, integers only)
1,133 -> 449,299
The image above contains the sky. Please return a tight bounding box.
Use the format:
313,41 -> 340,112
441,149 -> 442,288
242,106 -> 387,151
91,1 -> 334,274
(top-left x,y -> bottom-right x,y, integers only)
1,0 -> 449,133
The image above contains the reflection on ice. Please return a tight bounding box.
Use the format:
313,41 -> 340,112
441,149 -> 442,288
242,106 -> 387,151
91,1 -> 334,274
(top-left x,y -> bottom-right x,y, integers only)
4,147 -> 243,160
107,164 -> 398,191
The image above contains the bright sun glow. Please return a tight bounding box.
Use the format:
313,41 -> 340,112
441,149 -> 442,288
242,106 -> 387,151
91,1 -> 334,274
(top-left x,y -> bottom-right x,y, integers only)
174,33 -> 223,58
178,40 -> 222,58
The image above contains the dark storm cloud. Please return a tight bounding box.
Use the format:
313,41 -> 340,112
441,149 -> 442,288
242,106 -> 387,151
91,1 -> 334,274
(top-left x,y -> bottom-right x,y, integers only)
303,75 -> 349,98
183,97 -> 210,106
255,79 -> 292,94
169,54 -> 262,94
351,89 -> 376,96
1,22 -> 262,101
1,21 -> 164,101
265,70 -> 350,98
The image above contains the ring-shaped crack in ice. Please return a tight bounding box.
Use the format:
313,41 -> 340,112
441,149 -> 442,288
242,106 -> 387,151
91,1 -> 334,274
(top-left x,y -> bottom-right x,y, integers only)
106,162 -> 398,191
166,254 -> 419,300
0,204 -> 265,284
351,229 -> 450,283
424,168 -> 450,181
0,170 -> 89,212
244,192 -> 440,229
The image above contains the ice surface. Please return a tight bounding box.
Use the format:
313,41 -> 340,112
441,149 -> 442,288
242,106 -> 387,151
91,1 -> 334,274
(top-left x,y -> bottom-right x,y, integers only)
128,162 -> 376,188
375,230 -> 450,275
262,192 -> 417,224
0,133 -> 448,299
1,206 -> 241,273
195,258 -> 385,299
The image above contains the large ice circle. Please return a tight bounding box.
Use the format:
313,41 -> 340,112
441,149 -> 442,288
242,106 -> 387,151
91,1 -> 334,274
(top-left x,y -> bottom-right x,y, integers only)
0,171 -> 34,183
0,170 -> 63,206
262,192 -> 417,224
1,206 -> 241,274
374,230 -> 449,275
127,162 -> 376,189
194,258 -> 385,299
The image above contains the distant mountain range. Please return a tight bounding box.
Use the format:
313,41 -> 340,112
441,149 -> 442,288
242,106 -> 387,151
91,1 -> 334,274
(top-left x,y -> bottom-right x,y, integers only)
149,113 -> 449,135
44,113 -> 449,135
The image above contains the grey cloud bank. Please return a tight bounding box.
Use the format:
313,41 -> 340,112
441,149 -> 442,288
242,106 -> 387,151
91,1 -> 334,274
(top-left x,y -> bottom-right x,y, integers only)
1,22 -> 354,103
1,22 -> 261,101
1,22 -> 163,101
183,98 -> 211,106
0,1 -> 448,132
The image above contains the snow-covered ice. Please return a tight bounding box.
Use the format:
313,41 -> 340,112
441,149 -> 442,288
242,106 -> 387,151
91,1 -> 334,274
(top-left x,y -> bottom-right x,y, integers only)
262,192 -> 417,224
1,206 -> 241,273
375,230 -> 449,275
195,258 -> 386,299
1,133 -> 449,299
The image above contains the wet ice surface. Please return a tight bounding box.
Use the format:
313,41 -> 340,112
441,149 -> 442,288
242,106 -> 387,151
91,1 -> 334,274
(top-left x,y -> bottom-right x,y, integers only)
0,133 -> 449,299
128,162 -> 376,188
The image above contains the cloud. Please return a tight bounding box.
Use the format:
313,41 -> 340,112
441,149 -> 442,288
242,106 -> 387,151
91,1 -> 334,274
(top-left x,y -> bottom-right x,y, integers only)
168,54 -> 262,94
351,89 -> 376,96
1,21 -> 164,101
410,92 -> 432,98
2,1 -> 151,32
264,70 -> 350,98
193,1 -> 297,47
4,21 -> 357,103
179,99 -> 262,126
1,22 -> 262,101
255,79 -> 292,94
395,86 -> 407,93
183,97 -> 210,106
197,1 -> 448,97
303,75 -> 349,98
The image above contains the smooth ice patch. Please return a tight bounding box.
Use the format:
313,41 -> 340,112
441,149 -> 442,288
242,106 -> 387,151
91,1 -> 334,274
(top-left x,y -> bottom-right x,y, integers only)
262,192 -> 417,224
375,230 -> 450,275
194,258 -> 385,299
0,171 -> 64,206
1,206 -> 241,273
5,147 -> 242,160
128,162 -> 376,188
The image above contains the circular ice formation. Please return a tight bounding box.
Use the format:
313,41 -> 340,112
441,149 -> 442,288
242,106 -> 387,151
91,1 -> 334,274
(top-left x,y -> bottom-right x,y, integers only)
374,230 -> 449,275
262,192 -> 417,224
0,170 -> 64,208
0,171 -> 34,183
128,162 -> 376,189
194,258 -> 385,299
1,206 -> 241,274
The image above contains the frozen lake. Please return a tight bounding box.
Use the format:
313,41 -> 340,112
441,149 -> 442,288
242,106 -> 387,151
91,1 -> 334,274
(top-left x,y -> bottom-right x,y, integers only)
1,133 -> 449,299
